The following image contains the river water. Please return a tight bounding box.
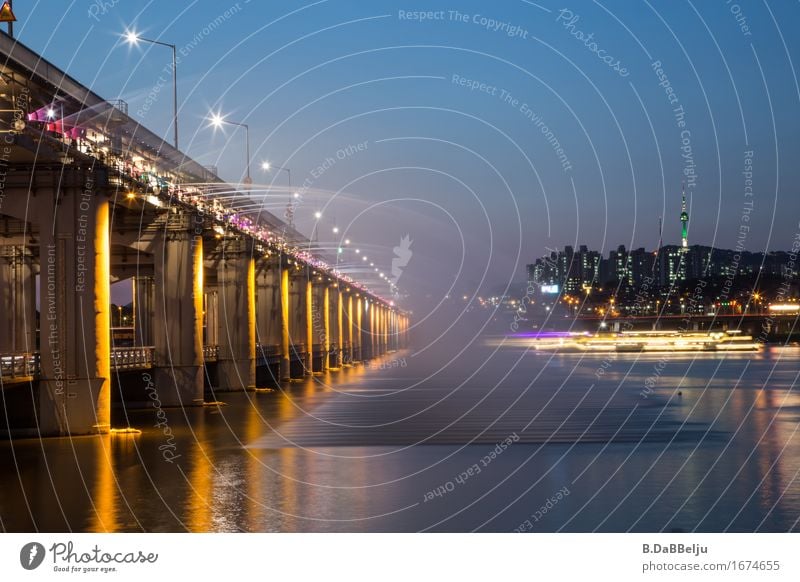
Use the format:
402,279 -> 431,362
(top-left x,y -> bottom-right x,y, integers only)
2,330 -> 799,532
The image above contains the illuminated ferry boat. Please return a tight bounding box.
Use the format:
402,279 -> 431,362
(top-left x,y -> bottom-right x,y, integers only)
521,330 -> 761,353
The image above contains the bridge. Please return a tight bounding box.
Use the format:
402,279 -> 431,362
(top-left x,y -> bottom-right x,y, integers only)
0,32 -> 408,437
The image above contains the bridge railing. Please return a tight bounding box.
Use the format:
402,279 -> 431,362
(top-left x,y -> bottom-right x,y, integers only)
203,345 -> 220,362
0,353 -> 40,380
110,347 -> 155,371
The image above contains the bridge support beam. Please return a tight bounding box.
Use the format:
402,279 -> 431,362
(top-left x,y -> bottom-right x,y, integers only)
280,265 -> 291,380
355,295 -> 363,363
288,268 -> 309,377
322,284 -> 331,371
255,257 -> 281,381
153,223 -> 204,407
37,180 -> 111,435
0,245 -> 36,353
216,240 -> 256,391
305,277 -> 314,374
346,292 -> 354,365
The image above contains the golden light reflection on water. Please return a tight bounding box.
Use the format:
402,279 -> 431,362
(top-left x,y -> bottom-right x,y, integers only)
90,435 -> 118,532
5,347 -> 800,532
186,428 -> 214,532
244,395 -> 265,530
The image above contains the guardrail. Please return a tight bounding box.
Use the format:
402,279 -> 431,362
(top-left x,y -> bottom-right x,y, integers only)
0,353 -> 39,380
203,345 -> 220,362
110,347 -> 154,371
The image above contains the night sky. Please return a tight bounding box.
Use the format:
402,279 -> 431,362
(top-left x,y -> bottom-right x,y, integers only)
10,1 -> 800,314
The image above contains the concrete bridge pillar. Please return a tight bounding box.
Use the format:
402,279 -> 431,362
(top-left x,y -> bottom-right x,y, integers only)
255,256 -> 281,373
367,300 -> 374,360
383,307 -> 389,353
346,292 -> 354,365
152,218 -> 204,407
305,277 -> 314,374
216,239 -> 256,391
321,284 -> 331,371
0,245 -> 36,353
375,305 -> 383,355
335,286 -> 344,368
133,276 -> 154,347
36,176 -> 111,435
388,310 -> 395,351
288,265 -> 308,376
280,263 -> 290,380
355,295 -> 363,363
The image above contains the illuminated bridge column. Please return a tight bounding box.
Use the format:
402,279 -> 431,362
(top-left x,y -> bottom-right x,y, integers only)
389,309 -> 397,352
322,283 -> 331,371
346,292 -> 354,365
36,176 -> 111,435
0,245 -> 36,353
153,218 -> 204,407
279,263 -> 290,381
375,305 -> 383,355
355,295 -> 363,363
216,239 -> 256,391
381,306 -> 389,354
305,276 -> 314,374
335,285 -> 344,368
367,300 -> 375,359
288,265 -> 309,377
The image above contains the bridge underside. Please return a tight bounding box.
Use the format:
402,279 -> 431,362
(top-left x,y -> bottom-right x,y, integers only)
0,35 -> 409,438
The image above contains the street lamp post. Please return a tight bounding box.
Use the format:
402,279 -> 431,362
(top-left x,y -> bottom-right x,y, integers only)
125,31 -> 179,150
210,113 -> 251,188
262,161 -> 292,188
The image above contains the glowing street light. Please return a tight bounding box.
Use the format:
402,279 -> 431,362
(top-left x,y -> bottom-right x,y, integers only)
124,29 -> 179,149
209,111 -> 251,188
314,211 -> 322,220
262,161 -> 292,188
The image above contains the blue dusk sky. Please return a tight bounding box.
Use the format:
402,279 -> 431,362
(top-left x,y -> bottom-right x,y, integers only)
8,1 -> 800,308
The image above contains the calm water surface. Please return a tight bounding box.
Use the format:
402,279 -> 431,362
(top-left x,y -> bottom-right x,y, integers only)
2,336 -> 799,532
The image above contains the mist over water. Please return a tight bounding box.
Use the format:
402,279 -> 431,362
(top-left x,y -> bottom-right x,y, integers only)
2,310 -> 799,532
